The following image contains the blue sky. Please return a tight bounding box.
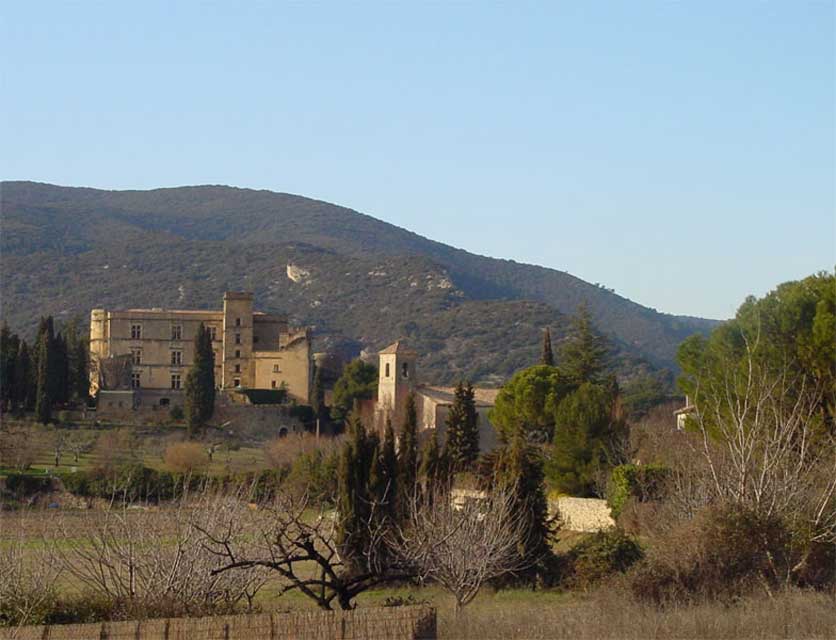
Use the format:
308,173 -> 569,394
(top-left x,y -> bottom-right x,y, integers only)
2,2 -> 833,319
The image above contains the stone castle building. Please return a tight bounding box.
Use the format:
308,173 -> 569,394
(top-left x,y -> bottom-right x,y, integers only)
90,292 -> 312,409
362,340 -> 500,451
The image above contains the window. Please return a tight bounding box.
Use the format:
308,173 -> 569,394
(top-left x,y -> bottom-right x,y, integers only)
171,351 -> 182,366
235,318 -> 241,327
160,398 -> 170,407
273,364 -> 281,373
131,348 -> 142,365
171,325 -> 182,340
235,334 -> 241,345
131,372 -> 141,389
234,364 -> 241,373
131,324 -> 142,339
209,326 -> 217,341
385,363 -> 390,377
271,380 -> 277,389
233,378 -> 240,387
235,349 -> 241,358
402,362 -> 409,378
170,374 -> 181,390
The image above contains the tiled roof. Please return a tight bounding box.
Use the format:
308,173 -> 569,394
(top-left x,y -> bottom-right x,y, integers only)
379,340 -> 417,355
417,385 -> 499,408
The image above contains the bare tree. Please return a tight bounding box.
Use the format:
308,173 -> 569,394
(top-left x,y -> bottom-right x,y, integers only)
387,486 -> 533,612
687,333 -> 836,580
51,497 -> 267,617
65,432 -> 95,464
0,530 -> 61,633
194,488 -> 405,611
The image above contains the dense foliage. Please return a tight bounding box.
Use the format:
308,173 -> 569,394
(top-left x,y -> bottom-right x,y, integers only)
183,323 -> 215,434
330,359 -> 378,422
443,381 -> 479,472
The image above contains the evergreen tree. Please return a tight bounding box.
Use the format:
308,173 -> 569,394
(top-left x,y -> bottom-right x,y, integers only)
0,323 -> 19,411
331,359 -> 378,422
311,365 -> 326,420
184,323 -> 215,435
444,381 -> 480,473
548,381 -> 625,497
337,416 -> 376,573
494,427 -> 553,581
54,332 -> 69,405
560,303 -> 609,384
419,427 -> 442,492
540,327 -> 555,366
13,341 -> 33,412
34,332 -> 52,424
72,335 -> 89,402
397,393 -> 419,513
380,418 -> 398,517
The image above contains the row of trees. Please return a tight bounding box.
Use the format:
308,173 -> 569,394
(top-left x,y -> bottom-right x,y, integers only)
0,318 -> 89,424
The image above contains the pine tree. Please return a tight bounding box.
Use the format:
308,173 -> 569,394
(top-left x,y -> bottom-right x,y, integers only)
35,332 -> 52,424
397,393 -> 419,513
560,302 -> 609,384
444,381 -> 480,473
184,323 -> 215,435
541,327 -> 555,366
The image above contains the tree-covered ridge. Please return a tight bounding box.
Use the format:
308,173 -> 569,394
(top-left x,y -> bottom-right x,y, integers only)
1,181 -> 716,384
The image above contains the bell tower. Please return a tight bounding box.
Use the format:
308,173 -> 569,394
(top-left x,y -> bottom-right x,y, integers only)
377,340 -> 417,417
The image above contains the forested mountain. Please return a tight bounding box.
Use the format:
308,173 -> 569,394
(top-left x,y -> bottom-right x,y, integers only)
0,181 -> 716,385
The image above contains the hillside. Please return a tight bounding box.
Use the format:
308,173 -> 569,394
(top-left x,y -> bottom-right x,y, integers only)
0,181 -> 716,385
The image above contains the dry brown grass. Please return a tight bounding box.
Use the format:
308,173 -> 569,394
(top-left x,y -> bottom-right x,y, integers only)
437,588 -> 836,640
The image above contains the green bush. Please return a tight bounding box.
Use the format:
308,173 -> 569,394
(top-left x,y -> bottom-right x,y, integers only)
560,529 -> 643,590
169,406 -> 184,421
284,448 -> 339,505
607,464 -> 670,519
3,472 -> 54,498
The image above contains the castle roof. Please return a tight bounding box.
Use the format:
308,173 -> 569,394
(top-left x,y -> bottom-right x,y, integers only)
379,340 -> 417,355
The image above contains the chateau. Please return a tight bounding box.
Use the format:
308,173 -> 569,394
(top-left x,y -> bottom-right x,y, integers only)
89,292 -> 312,409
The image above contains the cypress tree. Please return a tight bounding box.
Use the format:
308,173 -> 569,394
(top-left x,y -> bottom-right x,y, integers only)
184,323 -> 215,435
494,427 -> 553,581
380,418 -> 398,516
397,393 -> 418,513
73,335 -> 89,402
337,416 -> 375,573
560,302 -> 609,384
419,427 -> 441,493
0,323 -> 19,411
444,381 -> 480,473
54,332 -> 69,405
541,327 -> 555,366
35,332 -> 52,424
13,341 -> 33,412
312,365 -> 326,420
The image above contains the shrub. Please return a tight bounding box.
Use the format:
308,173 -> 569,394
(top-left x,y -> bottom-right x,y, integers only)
607,464 -> 670,519
163,442 -> 209,474
561,529 -> 643,590
3,472 -> 54,498
169,406 -> 184,421
628,505 -> 814,604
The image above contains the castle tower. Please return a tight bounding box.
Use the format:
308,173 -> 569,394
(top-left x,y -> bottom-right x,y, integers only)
222,292 -> 254,388
377,340 -> 417,423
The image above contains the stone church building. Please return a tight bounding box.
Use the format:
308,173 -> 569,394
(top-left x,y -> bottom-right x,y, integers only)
89,292 -> 311,412
361,340 -> 500,451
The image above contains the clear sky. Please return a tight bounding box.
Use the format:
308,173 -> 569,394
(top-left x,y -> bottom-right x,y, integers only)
2,2 -> 833,319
